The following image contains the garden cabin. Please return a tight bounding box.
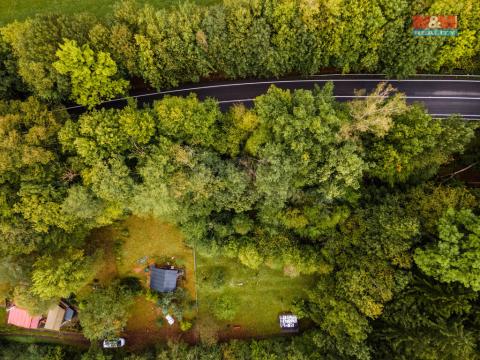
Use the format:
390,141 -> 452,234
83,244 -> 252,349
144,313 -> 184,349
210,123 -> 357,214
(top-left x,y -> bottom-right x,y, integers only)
44,305 -> 66,331
279,314 -> 299,333
150,266 -> 181,293
7,306 -> 41,329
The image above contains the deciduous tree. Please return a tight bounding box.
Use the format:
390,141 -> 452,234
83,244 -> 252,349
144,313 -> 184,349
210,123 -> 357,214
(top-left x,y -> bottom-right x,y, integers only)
415,208 -> 480,290
53,39 -> 129,108
31,247 -> 99,299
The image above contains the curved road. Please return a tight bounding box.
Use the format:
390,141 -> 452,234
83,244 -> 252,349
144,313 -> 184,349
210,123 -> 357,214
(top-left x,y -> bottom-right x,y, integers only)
69,74 -> 480,120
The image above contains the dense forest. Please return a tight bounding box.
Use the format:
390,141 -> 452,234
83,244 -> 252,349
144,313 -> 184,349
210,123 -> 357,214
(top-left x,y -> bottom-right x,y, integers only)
1,0 -> 480,359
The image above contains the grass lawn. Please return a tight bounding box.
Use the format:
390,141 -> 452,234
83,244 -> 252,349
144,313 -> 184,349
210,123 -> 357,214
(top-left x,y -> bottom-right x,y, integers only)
0,0 -> 220,26
88,216 -> 315,347
88,215 -> 195,295
87,216 -> 196,349
196,255 -> 316,338
0,307 -> 6,327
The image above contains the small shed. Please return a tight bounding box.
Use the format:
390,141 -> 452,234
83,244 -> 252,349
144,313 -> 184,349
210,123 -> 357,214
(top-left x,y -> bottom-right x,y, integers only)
7,306 -> 41,329
279,314 -> 299,333
45,305 -> 66,331
165,314 -> 175,325
150,266 -> 180,293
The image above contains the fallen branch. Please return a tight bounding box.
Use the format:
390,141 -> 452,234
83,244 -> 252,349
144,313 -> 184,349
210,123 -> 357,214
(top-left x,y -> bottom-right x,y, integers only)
441,162 -> 479,182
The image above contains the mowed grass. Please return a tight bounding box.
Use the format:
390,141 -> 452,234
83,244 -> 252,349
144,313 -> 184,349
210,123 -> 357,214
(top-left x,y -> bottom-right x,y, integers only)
0,0 -> 221,26
88,215 -> 195,295
196,255 -> 316,337
88,216 -> 314,346
87,216 -> 196,348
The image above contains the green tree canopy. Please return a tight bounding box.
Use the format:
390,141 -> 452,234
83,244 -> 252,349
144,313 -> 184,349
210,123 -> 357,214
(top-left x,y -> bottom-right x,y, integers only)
79,282 -> 134,340
414,208 -> 480,290
1,13 -> 97,101
366,107 -> 475,185
31,247 -> 99,299
53,39 -> 129,108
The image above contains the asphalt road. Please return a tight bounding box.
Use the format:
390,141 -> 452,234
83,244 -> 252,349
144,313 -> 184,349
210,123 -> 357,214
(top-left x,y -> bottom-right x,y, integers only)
70,74 -> 480,120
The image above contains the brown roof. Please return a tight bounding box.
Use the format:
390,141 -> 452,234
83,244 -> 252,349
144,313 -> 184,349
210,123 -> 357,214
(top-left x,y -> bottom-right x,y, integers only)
44,305 -> 65,331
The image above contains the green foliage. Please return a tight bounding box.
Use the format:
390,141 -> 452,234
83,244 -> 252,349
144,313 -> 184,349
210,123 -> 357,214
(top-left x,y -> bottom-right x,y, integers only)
414,208 -> 480,290
213,104 -> 259,157
304,277 -> 372,360
0,97 -> 79,252
373,275 -> 479,360
0,342 -> 72,360
78,282 -> 134,340
1,13 -> 96,101
80,347 -> 112,360
251,85 -> 364,215
238,243 -> 263,270
156,288 -> 191,322
153,94 -> 220,147
53,39 -> 129,108
134,2 -> 211,89
366,107 -> 475,184
180,320 -> 192,332
31,247 -> 99,299
210,293 -> 238,321
59,103 -> 154,164
0,34 -> 24,99
13,285 -> 56,316
404,184 -> 477,235
145,288 -> 160,304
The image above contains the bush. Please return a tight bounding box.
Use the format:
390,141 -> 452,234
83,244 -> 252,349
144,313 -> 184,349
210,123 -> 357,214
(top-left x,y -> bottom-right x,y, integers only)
145,289 -> 159,304
210,293 -> 238,321
238,244 -> 263,270
118,276 -> 143,295
156,317 -> 164,328
206,266 -> 226,288
180,320 -> 192,332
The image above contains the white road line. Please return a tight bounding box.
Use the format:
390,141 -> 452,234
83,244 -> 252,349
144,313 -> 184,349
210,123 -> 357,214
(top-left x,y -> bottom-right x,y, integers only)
218,99 -> 254,103
311,73 -> 480,77
218,96 -> 480,102
62,78 -> 480,111
335,96 -> 480,100
96,78 -> 480,103
432,114 -> 480,117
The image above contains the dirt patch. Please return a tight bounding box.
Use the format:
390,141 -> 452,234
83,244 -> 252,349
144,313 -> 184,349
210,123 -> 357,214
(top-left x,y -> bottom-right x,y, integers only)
124,296 -> 194,350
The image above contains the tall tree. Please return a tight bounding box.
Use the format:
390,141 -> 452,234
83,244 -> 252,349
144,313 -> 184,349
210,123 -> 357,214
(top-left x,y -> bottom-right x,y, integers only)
414,208 -> 480,290
31,247 -> 99,299
79,282 -> 134,340
366,108 -> 475,185
1,14 -> 97,101
53,39 -> 129,108
372,275 -> 479,360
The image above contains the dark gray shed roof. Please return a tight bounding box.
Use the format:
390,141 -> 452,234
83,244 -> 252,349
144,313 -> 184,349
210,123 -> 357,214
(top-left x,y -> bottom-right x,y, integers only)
64,307 -> 74,321
150,267 -> 179,293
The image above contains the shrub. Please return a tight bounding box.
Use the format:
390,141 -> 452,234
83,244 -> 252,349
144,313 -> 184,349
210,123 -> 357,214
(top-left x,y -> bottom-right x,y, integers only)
238,244 -> 263,270
211,293 -> 238,321
118,276 -> 143,295
180,320 -> 192,332
145,289 -> 159,304
207,266 -> 226,288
